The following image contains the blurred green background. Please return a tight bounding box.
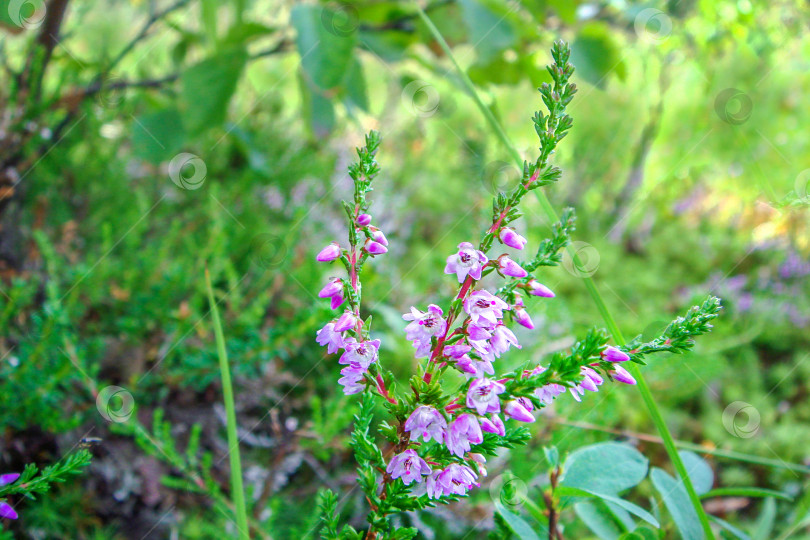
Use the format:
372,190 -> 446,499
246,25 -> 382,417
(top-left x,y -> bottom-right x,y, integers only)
1,0 -> 809,538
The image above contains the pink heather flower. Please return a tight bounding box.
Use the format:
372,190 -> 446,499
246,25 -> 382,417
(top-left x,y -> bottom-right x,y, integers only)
446,414 -> 484,457
611,364 -> 637,385
339,338 -> 380,369
504,400 -> 535,423
469,453 -> 488,477
316,242 -> 341,262
364,239 -> 388,255
386,449 -> 431,485
316,322 -> 346,354
480,414 -> 505,436
466,378 -> 505,415
499,228 -> 527,250
535,383 -> 566,405
497,255 -> 529,278
456,355 -> 494,379
581,367 -> 604,389
527,279 -> 555,298
444,344 -> 472,358
330,290 -> 345,310
0,474 -> 19,486
338,364 -> 366,395
467,324 -> 491,341
445,242 -> 488,283
427,464 -> 479,498
404,406 -> 447,444
603,346 -> 630,363
403,305 -> 447,358
513,300 -> 535,330
490,324 -> 520,357
318,279 -> 343,299
333,311 -> 358,332
463,290 -> 509,327
369,226 -> 388,246
357,213 -> 372,226
0,502 -> 17,520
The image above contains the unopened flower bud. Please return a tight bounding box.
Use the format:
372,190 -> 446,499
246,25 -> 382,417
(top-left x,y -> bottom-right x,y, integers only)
603,346 -> 630,363
498,255 -> 528,278
318,279 -> 343,299
504,400 -> 535,423
316,242 -> 341,262
333,311 -> 358,332
369,227 -> 388,246
357,213 -> 372,226
610,364 -> 636,385
499,228 -> 527,250
364,239 -> 388,255
527,279 -> 555,298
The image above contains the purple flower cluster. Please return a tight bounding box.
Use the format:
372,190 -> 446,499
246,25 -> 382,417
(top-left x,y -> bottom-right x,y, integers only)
314,212 -> 390,395
0,472 -> 20,520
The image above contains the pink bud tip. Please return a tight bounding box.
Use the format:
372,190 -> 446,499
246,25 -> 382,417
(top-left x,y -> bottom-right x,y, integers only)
528,280 -> 555,298
333,311 -> 356,332
499,228 -> 527,250
330,292 -> 345,310
611,364 -> 637,385
318,279 -> 343,299
603,346 -> 630,363
370,228 -> 388,246
357,213 -> 372,226
316,243 -> 341,262
504,400 -> 535,423
365,240 -> 388,255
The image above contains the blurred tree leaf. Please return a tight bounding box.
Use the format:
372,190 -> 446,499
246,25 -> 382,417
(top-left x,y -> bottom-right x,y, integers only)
298,72 -> 335,138
575,500 -> 624,539
571,22 -> 626,89
291,4 -> 357,91
459,0 -> 516,63
650,468 -> 703,540
494,502 -> 543,540
678,450 -> 714,495
359,30 -> 416,63
561,442 -> 649,494
180,48 -> 247,134
132,107 -> 186,163
343,58 -> 369,111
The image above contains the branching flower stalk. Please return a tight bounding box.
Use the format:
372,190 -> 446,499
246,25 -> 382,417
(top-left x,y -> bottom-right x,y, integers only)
314,43 -> 721,540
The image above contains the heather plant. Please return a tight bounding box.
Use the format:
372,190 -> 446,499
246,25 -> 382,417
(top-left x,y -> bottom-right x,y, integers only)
312,42 -> 722,539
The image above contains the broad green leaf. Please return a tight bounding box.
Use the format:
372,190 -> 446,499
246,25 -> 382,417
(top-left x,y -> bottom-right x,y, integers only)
131,108 -> 186,163
575,500 -> 623,540
343,58 -> 368,111
180,48 -> 247,134
562,442 -> 649,495
201,0 -> 218,45
679,451 -> 714,495
298,72 -> 335,137
222,22 -> 277,46
701,487 -> 793,501
556,486 -> 659,528
571,22 -> 626,89
650,468 -> 704,540
291,5 -> 357,90
494,502 -> 543,540
605,501 -> 636,531
358,30 -> 416,62
752,498 -> 776,540
619,526 -> 659,540
459,0 -> 516,63
708,515 -> 751,540
543,446 -> 559,468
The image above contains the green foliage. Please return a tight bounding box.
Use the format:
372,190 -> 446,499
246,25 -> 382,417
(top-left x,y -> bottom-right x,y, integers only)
0,450 -> 92,500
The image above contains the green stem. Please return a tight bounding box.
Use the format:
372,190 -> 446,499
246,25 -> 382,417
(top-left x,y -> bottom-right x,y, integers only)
415,5 -> 715,538
205,268 -> 250,540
